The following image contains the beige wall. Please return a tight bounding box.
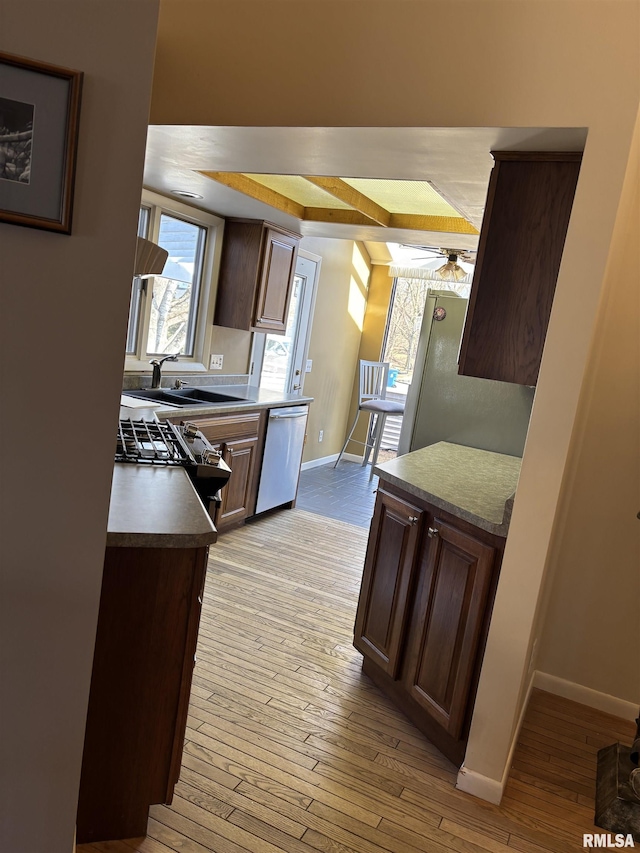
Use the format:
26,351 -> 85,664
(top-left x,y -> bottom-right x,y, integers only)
210,325 -> 252,375
150,0 -> 640,798
0,2 -> 159,851
300,237 -> 365,462
346,263 -> 394,454
534,112 -> 640,706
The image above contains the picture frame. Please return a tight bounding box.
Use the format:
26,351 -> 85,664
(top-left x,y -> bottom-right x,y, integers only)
0,52 -> 83,234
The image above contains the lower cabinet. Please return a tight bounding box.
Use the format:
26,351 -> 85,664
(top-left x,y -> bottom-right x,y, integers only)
354,489 -> 424,678
171,410 -> 266,533
77,544 -> 208,843
354,483 -> 503,765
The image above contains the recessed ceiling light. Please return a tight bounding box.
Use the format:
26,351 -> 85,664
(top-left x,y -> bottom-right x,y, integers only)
171,190 -> 203,199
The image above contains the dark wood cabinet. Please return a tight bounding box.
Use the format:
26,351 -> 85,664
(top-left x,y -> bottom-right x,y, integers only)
458,151 -> 582,386
77,544 -> 208,843
354,488 -> 425,677
214,219 -> 300,334
355,482 -> 504,765
178,410 -> 266,533
402,519 -> 495,740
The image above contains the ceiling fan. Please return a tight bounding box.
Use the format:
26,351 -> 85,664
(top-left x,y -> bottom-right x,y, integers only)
405,245 -> 476,261
403,245 -> 476,281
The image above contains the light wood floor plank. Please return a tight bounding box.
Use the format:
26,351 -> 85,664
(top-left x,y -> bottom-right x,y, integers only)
186,724 -> 384,828
77,509 -> 634,853
178,768 -> 307,838
122,836 -> 178,853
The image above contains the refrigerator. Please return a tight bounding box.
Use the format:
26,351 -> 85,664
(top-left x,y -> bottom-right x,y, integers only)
397,295 -> 535,458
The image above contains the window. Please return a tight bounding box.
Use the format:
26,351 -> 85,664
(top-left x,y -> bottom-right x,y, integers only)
147,214 -> 206,356
125,191 -> 223,370
126,206 -> 150,354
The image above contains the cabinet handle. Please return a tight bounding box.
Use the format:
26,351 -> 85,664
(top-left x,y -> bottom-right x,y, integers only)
428,527 -> 439,538
408,516 -> 419,525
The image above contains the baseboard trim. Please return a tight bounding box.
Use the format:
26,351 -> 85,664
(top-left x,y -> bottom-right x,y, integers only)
533,671 -> 638,721
301,452 -> 362,471
456,670 -> 535,805
455,766 -> 503,805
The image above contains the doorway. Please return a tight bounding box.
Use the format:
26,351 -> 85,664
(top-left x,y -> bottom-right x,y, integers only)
250,252 -> 320,396
375,275 -> 431,456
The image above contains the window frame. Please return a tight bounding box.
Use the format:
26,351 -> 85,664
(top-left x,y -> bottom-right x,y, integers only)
124,189 -> 225,374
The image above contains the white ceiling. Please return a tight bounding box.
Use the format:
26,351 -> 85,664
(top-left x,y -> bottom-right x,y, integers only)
144,126 -> 587,250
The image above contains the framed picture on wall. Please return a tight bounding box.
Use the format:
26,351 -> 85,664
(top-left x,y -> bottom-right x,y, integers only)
0,52 -> 83,234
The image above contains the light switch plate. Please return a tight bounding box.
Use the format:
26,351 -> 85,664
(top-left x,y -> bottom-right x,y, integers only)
305,359 -> 313,373
209,354 -> 224,370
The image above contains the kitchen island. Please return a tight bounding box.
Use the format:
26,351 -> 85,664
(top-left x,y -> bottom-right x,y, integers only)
77,464 -> 217,843
373,441 -> 521,536
355,441 -> 521,765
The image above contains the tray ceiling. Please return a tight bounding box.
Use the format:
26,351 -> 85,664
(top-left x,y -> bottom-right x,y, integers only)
199,171 -> 478,236
144,126 -> 587,248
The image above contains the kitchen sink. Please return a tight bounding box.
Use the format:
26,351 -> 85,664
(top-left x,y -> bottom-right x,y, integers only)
122,387 -> 251,407
169,388 -> 249,403
122,389 -> 195,406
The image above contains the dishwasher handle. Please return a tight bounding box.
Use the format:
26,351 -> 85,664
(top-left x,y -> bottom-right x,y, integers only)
269,410 -> 308,419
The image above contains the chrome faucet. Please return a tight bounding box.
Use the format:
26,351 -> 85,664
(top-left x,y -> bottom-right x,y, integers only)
150,354 -> 178,388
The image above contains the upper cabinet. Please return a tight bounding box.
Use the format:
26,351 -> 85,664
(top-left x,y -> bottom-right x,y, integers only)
458,151 -> 582,386
214,219 -> 300,334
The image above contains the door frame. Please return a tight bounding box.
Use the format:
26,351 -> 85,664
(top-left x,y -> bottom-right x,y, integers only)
250,249 -> 321,395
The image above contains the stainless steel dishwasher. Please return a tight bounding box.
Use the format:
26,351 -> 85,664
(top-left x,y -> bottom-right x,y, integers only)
255,405 -> 309,514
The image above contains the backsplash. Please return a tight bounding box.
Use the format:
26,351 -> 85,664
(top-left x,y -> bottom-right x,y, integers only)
122,373 -> 251,391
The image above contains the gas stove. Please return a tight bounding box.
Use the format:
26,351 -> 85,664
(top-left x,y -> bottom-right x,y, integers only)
116,418 -> 231,516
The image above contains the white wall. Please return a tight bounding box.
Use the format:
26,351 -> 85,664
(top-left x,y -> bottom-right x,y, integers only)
0,2 -> 159,850
151,0 -> 640,800
534,111 -> 640,713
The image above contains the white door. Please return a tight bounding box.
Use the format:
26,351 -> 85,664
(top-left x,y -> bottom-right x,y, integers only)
250,252 -> 320,395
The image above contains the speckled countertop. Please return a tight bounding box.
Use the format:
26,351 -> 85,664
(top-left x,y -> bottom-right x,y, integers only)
107,464 -> 217,548
374,442 -> 522,536
120,384 -> 313,421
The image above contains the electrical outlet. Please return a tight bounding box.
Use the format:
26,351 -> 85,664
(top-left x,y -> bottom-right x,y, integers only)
318,430 -> 324,442
305,359 -> 313,373
209,354 -> 224,370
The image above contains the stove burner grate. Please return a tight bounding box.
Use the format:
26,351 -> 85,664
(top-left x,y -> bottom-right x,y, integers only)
116,418 -> 191,465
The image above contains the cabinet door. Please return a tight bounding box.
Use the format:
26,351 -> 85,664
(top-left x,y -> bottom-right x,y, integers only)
216,436 -> 260,531
402,519 -> 495,739
165,546 -> 208,798
253,228 -> 299,333
458,151 -> 581,385
77,546 -> 208,843
182,411 -> 265,534
354,489 -> 424,678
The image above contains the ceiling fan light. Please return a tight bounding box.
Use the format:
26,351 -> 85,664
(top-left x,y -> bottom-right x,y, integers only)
436,254 -> 467,282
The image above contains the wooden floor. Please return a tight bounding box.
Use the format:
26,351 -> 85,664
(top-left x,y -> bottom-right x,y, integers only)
79,509 -> 635,853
